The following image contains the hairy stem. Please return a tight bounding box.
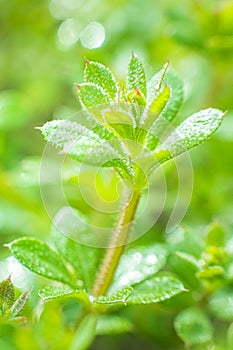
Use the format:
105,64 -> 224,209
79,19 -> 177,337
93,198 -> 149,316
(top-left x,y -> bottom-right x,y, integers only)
92,190 -> 141,296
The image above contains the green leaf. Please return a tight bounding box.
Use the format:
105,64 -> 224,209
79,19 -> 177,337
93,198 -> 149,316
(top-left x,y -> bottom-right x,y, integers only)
209,287 -> 233,321
147,62 -> 169,106
126,274 -> 185,305
175,251 -> 201,270
161,69 -> 184,122
96,315 -> 133,335
70,314 -> 97,350
158,108 -> 224,160
206,221 -> 226,247
7,237 -> 75,287
38,285 -> 90,306
76,83 -> 110,109
126,53 -> 146,97
40,120 -> 131,177
51,226 -> 103,292
0,277 -> 15,309
94,287 -> 133,305
84,61 -> 118,99
102,108 -> 135,140
141,85 -> 170,131
174,307 -> 213,346
9,291 -> 30,319
109,244 -> 167,292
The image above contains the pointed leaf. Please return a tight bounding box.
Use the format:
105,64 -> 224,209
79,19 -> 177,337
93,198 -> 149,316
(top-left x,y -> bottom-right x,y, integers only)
9,291 -> 30,318
76,83 -> 110,109
174,308 -> 213,346
84,61 -> 118,99
7,237 -> 75,286
147,62 -> 169,106
160,108 -> 224,157
94,287 -> 133,305
126,274 -> 185,305
96,315 -> 133,335
141,85 -> 170,131
0,277 -> 15,309
126,53 -> 146,97
51,226 -> 103,292
109,244 -> 167,292
161,69 -> 184,122
38,285 -> 90,306
40,120 -> 131,177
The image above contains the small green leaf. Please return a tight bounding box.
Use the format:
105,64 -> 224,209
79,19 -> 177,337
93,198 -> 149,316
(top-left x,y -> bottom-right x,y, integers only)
0,277 -> 15,309
126,274 -> 185,305
206,221 -> 226,247
38,285 -> 90,306
158,108 -> 224,159
76,83 -> 110,109
227,323 -> 233,350
96,315 -> 133,335
175,251 -> 201,270
161,69 -> 184,122
209,287 -> 233,321
102,108 -> 135,140
9,291 -> 30,319
7,237 -> 75,287
110,244 -> 167,292
174,307 -> 213,346
126,53 -> 146,97
84,61 -> 118,99
70,314 -> 97,350
94,287 -> 133,305
147,62 -> 169,106
141,85 -> 170,131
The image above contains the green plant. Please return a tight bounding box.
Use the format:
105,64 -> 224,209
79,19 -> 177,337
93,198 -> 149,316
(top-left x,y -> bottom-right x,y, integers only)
0,276 -> 30,326
6,54 -> 224,349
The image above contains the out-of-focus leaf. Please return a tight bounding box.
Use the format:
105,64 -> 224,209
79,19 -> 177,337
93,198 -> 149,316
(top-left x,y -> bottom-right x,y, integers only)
70,314 -> 97,350
174,307 -> 213,346
109,244 -> 167,292
84,61 -> 118,99
206,221 -> 226,247
175,251 -> 201,270
96,315 -> 133,335
209,287 -> 233,321
94,287 -> 133,305
9,291 -> 30,318
126,53 -> 146,97
76,83 -> 110,109
7,237 -> 75,287
126,274 -> 185,305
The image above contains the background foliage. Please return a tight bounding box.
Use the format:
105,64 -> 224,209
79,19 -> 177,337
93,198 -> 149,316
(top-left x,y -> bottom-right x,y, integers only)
0,0 -> 233,349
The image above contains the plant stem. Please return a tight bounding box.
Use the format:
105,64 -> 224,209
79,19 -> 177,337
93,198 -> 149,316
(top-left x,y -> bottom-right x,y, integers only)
92,190 -> 141,296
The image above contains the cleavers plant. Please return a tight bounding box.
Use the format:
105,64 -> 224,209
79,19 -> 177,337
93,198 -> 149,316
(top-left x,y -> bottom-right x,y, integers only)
6,53 -> 224,349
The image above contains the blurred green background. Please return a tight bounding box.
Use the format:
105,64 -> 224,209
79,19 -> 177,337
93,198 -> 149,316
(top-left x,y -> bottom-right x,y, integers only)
0,0 -> 233,349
